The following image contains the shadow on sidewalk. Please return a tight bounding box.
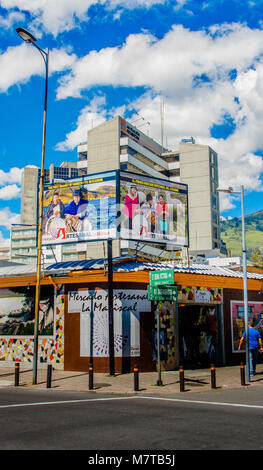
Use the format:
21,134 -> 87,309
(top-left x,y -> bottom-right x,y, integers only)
0,369 -> 32,378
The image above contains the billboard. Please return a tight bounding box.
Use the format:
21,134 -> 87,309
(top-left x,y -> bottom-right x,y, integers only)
120,171 -> 188,246
41,169 -> 188,247
42,171 -> 117,245
0,285 -> 54,336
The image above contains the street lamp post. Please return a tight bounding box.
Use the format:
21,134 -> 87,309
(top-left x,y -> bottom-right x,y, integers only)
16,27 -> 49,385
218,185 -> 250,382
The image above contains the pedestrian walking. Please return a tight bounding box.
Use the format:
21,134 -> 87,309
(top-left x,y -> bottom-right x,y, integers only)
238,320 -> 263,377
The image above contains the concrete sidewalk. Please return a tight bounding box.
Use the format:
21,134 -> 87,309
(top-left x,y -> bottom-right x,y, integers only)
1,363 -> 263,395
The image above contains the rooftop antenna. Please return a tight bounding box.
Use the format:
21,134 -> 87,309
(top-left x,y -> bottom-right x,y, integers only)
160,93 -> 164,152
131,114 -> 144,124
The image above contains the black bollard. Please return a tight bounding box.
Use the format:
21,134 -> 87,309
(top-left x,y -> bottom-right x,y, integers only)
134,365 -> 139,392
240,362 -> 246,386
89,365 -> 94,390
46,364 -> 52,388
179,365 -> 184,392
14,362 -> 19,387
211,364 -> 216,389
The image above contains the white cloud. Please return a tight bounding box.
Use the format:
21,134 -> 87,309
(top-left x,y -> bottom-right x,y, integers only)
0,167 -> 23,186
1,5 -> 262,205
49,48 -> 77,74
55,24 -> 263,196
0,0 -> 168,37
0,0 -> 94,37
0,10 -> 25,29
0,168 -> 22,201
56,95 -> 107,151
108,0 -> 166,8
0,44 -> 40,93
0,208 -> 20,228
0,184 -> 21,200
218,194 -> 237,213
0,231 -> 10,247
56,24 -> 263,100
56,94 -> 128,151
0,43 -> 76,93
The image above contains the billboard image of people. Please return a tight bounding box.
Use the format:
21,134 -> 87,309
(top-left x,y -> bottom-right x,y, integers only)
120,171 -> 188,246
42,171 -> 117,245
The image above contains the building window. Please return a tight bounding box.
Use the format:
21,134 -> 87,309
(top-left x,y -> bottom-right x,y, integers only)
211,166 -> 215,180
211,181 -> 217,194
212,210 -> 218,223
78,152 -> 87,161
213,226 -> 218,240
210,151 -> 217,166
54,168 -> 69,179
212,196 -> 217,210
71,169 -> 79,178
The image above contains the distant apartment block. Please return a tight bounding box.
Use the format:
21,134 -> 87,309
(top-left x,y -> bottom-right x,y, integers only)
0,246 -> 10,261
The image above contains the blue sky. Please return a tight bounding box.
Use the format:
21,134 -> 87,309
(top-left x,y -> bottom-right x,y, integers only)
0,0 -> 263,244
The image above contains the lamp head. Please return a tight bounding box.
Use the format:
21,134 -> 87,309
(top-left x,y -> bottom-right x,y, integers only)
217,186 -> 234,194
16,27 -> 37,44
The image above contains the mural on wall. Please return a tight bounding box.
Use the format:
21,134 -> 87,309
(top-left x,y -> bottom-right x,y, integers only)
178,286 -> 222,304
152,301 -> 176,370
0,286 -> 54,336
231,301 -> 263,352
68,289 -> 151,357
0,291 -> 64,364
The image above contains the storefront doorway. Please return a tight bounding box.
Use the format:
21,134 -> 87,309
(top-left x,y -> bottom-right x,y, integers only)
178,305 -> 219,368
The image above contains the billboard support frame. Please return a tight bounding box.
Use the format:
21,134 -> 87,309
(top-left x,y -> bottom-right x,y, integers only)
107,239 -> 115,376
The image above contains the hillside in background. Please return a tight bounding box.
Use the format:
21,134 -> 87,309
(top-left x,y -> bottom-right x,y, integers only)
220,210 -> 263,259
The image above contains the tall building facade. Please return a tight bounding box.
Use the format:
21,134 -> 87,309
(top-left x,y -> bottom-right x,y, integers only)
16,115 -> 221,263
179,141 -> 220,252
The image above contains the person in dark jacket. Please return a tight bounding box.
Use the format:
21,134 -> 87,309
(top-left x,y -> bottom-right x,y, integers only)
46,192 -> 65,220
65,189 -> 88,218
65,189 -> 89,232
238,319 -> 263,376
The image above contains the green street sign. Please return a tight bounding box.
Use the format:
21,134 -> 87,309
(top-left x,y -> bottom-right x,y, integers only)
147,285 -> 178,301
149,269 -> 174,286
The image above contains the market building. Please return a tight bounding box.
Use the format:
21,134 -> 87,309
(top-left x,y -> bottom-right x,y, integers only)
0,258 -> 262,373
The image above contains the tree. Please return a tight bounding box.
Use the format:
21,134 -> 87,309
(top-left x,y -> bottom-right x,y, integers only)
250,249 -> 263,267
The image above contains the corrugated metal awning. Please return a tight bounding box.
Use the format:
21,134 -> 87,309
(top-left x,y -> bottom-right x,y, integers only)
0,256 -> 262,281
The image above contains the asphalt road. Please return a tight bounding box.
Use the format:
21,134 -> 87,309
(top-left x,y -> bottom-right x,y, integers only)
1,387 -> 263,451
